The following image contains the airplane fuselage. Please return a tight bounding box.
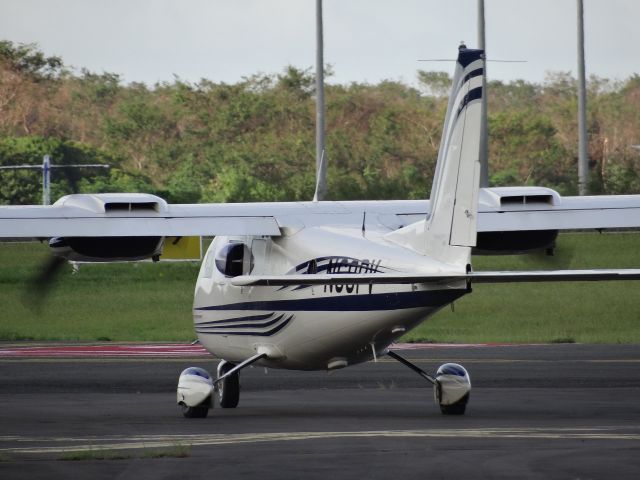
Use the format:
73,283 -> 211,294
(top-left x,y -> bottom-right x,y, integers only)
193,225 -> 470,370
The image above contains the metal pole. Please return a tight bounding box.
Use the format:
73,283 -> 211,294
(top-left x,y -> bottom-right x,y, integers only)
577,0 -> 589,195
42,155 -> 51,205
315,0 -> 327,201
477,0 -> 485,50
0,161 -> 109,205
478,0 -> 489,187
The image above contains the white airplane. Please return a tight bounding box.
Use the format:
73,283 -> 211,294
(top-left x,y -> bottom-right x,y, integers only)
2,46 -> 640,418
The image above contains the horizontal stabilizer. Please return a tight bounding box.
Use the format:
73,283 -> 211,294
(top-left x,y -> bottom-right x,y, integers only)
232,269 -> 640,287
469,269 -> 640,283
231,273 -> 462,287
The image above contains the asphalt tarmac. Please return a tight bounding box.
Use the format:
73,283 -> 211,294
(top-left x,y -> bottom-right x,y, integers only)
0,344 -> 639,479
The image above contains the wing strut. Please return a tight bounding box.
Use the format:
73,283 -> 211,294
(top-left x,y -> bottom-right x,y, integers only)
386,350 -> 437,385
213,352 -> 267,386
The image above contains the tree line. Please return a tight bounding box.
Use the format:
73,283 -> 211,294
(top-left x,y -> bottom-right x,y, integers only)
1,40 -> 640,205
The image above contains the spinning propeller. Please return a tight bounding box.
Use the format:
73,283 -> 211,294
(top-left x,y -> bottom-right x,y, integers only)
24,253 -> 67,311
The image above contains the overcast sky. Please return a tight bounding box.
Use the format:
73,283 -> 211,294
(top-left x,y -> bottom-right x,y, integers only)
0,0 -> 638,86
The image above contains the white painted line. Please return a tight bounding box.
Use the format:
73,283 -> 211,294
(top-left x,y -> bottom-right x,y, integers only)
2,427 -> 638,454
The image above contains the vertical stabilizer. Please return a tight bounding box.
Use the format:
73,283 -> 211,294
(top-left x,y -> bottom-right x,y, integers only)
386,46 -> 485,266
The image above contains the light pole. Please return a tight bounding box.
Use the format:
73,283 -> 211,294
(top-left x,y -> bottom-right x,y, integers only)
314,0 -> 327,201
478,0 -> 489,188
577,0 -> 589,195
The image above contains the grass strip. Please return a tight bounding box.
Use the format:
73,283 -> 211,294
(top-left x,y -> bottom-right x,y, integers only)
59,449 -> 133,461
1,232 -> 639,343
58,444 -> 191,461
142,444 -> 192,459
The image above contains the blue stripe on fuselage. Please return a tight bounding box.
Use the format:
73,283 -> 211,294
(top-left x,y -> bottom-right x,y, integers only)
194,289 -> 467,312
197,314 -> 285,330
195,315 -> 294,336
196,312 -> 275,326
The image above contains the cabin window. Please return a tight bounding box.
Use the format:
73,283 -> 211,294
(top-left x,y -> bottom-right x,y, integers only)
307,259 -> 318,274
215,242 -> 252,277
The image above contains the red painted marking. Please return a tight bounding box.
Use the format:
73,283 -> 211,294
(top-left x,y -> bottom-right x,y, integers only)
0,344 -> 211,358
391,342 -> 535,350
0,342 -> 535,358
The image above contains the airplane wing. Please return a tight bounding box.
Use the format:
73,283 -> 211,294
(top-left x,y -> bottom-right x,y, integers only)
0,194 -> 283,237
476,187 -> 640,232
2,187 -> 640,239
395,187 -> 640,232
231,269 -> 640,287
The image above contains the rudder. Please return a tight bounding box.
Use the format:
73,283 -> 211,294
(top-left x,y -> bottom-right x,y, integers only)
386,46 -> 485,266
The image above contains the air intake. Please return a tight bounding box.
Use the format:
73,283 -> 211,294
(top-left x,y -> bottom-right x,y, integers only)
53,193 -> 169,213
104,202 -> 159,212
480,187 -> 562,209
499,194 -> 554,206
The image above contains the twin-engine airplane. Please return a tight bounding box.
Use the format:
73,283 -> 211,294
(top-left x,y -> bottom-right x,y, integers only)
2,47 -> 640,417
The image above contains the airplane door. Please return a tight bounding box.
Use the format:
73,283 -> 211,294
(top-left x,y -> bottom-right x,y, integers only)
250,238 -> 268,275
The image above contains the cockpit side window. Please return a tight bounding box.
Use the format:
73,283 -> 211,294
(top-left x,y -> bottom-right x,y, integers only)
215,242 -> 252,277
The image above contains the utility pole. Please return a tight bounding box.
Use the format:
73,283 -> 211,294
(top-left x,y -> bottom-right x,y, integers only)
577,0 -> 589,195
478,0 -> 489,188
0,156 -> 110,205
42,154 -> 51,205
314,0 -> 327,201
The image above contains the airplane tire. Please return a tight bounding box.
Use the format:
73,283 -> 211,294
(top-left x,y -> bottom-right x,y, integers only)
439,403 -> 466,415
218,362 -> 240,408
180,404 -> 209,418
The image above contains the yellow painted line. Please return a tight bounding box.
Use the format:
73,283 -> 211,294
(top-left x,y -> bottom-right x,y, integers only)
2,427 -> 639,454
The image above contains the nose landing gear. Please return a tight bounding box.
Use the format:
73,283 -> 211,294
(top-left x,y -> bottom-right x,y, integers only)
176,367 -> 214,418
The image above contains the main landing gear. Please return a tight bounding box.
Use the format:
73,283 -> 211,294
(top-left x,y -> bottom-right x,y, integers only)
177,353 -> 266,418
386,350 -> 471,415
177,351 -> 470,417
217,360 -> 240,408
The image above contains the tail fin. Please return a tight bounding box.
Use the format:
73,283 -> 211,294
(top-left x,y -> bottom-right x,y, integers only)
386,46 -> 485,266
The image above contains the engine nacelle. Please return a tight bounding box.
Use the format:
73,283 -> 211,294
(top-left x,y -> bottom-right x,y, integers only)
177,367 -> 214,408
434,363 -> 471,415
475,187 -> 561,255
46,193 -> 168,262
474,229 -> 558,255
49,236 -> 163,262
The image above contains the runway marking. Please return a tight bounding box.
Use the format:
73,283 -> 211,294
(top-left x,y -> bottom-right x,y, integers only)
0,342 -> 545,359
0,344 -> 211,358
2,427 -> 639,454
393,343 -> 541,350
